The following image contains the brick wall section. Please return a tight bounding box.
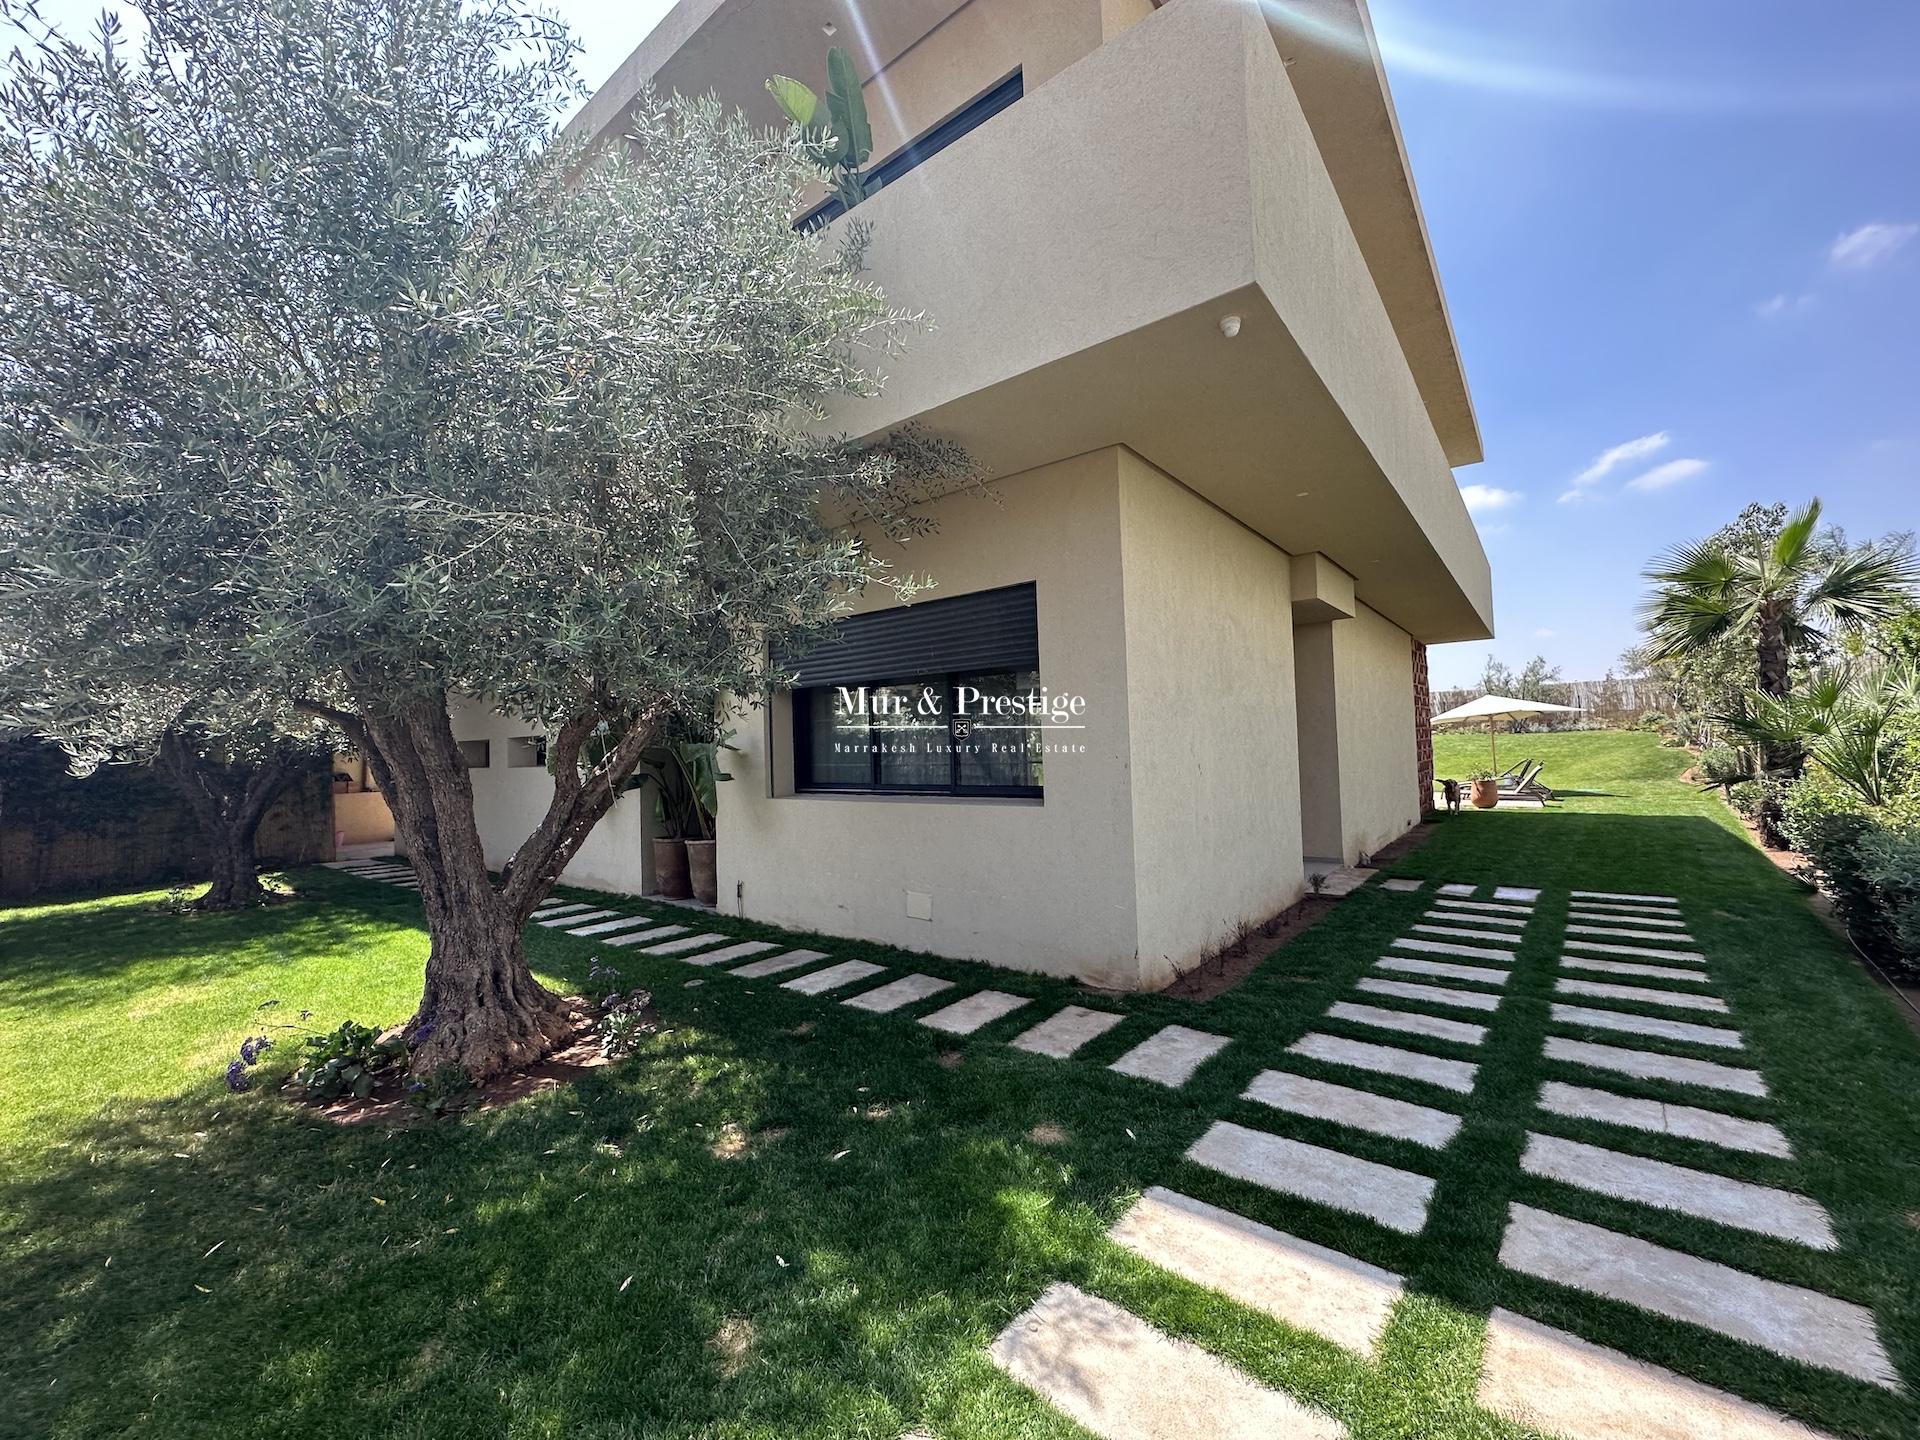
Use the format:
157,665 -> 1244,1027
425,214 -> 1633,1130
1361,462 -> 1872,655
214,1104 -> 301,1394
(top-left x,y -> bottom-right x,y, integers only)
1412,640 -> 1434,816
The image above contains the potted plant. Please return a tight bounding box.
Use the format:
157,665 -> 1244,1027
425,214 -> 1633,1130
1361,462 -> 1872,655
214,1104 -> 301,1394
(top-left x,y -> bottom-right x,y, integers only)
1467,767 -> 1500,809
636,729 -> 735,905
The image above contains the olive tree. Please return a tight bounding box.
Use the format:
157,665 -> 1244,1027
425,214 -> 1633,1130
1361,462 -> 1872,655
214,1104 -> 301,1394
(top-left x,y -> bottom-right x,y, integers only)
0,0 -> 965,1078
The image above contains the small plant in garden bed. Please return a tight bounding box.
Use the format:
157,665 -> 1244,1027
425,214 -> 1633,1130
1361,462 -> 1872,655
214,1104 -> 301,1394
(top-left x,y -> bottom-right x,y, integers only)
588,960 -> 658,1059
290,1019 -> 406,1102
406,1062 -> 475,1115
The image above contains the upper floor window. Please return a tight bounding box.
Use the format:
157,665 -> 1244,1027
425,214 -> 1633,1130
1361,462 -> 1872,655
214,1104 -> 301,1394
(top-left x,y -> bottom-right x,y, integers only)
798,69 -> 1024,231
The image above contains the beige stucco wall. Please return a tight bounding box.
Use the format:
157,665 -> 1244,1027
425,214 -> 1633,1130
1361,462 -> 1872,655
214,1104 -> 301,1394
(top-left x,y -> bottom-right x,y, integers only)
718,449 -> 1143,985
1329,601 -> 1420,862
1117,451 -> 1304,985
1292,620 -> 1342,859
450,697 -> 660,897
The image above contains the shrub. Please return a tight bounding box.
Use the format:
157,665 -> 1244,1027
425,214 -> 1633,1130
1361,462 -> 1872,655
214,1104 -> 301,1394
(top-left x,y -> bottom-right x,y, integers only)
292,1019 -> 406,1102
407,1062 -> 475,1115
1786,786 -> 1920,981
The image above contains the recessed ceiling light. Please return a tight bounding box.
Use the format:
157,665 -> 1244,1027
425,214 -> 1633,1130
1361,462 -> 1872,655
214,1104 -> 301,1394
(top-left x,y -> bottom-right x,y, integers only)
1218,314 -> 1242,338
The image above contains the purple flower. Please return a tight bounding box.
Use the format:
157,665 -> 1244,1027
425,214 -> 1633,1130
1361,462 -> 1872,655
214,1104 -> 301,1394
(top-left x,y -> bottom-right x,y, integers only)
238,1035 -> 273,1065
225,1060 -> 252,1093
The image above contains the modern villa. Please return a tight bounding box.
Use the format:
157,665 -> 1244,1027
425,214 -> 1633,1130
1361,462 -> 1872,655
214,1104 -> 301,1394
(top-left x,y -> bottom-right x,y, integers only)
455,0 -> 1494,991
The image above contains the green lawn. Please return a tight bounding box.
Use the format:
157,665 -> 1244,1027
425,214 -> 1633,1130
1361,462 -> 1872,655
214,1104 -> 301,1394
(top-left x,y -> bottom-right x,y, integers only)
4,730 -> 1918,1439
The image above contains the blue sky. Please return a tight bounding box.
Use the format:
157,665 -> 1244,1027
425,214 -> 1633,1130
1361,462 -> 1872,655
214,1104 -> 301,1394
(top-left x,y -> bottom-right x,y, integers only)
19,2 -> 1918,688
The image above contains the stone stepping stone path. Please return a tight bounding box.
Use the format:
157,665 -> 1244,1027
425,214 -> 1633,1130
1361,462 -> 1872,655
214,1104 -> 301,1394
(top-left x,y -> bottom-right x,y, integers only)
1376,955 -> 1511,986
531,901 -> 591,918
1551,1003 -> 1743,1050
1434,898 -> 1535,916
537,907 -> 617,928
988,1282 -> 1346,1440
919,989 -> 1030,1035
1499,1204 -> 1896,1389
1411,921 -> 1522,946
1391,936 -> 1518,963
1187,1121 -> 1434,1234
1555,977 -> 1730,1013
1289,1032 -> 1479,1094
1520,1132 -> 1836,1249
601,924 -> 688,948
1545,1036 -> 1767,1097
730,948 -> 830,978
1243,1068 -> 1462,1149
1565,937 -> 1706,964
1571,890 -> 1680,905
1437,882 -> 1478,897
1355,977 -> 1501,1012
1537,1081 -> 1793,1159
1564,955 -> 1711,983
1010,1005 -> 1125,1059
565,914 -> 658,937
1479,1308 -> 1843,1440
1379,877 -> 1423,892
1494,886 -> 1541,902
782,959 -> 884,995
1569,908 -> 1689,929
844,973 -> 955,1014
1567,922 -> 1698,945
1425,907 -> 1527,928
680,939 -> 779,968
1326,1001 -> 1486,1048
1108,1025 -> 1230,1087
1109,1187 -> 1403,1357
1573,900 -> 1687,917
636,931 -> 729,956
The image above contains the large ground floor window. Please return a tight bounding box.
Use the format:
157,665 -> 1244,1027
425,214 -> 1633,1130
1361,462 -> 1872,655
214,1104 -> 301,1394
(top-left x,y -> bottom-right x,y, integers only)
779,582 -> 1045,799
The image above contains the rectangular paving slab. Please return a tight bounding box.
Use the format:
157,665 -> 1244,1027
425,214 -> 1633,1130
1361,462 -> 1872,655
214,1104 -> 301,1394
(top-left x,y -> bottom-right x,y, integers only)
1499,1204 -> 1895,1388
842,973 -> 955,1013
599,924 -> 688,948
1412,922 -> 1522,946
1010,1005 -> 1126,1059
537,907 -> 616,928
1480,1307 -> 1845,1440
1243,1069 -> 1462,1148
1537,1081 -> 1793,1158
1556,978 -> 1729,1013
781,959 -> 884,995
1520,1133 -> 1836,1249
1434,898 -> 1535,916
1563,955 -> 1714,983
1571,899 -> 1688,916
565,914 -> 656,937
530,901 -> 591,917
637,932 -> 730,956
1379,877 -> 1423,892
1187,1121 -> 1434,1234
1110,1187 -> 1403,1357
1568,923 -> 1698,945
1545,1037 -> 1767,1097
1571,890 -> 1680,904
1493,886 -> 1542,903
1566,938 -> 1706,963
1108,1025 -> 1231,1087
1356,977 -> 1501,1012
919,989 -> 1030,1035
1425,908 -> 1527,928
1551,1003 -> 1743,1050
1438,883 -> 1478,896
680,939 -> 779,968
987,1282 -> 1347,1440
1376,956 -> 1511,987
729,948 -> 830,978
1392,936 -> 1518,962
1327,1001 -> 1486,1047
1569,909 -> 1688,928
1288,1032 -> 1479,1094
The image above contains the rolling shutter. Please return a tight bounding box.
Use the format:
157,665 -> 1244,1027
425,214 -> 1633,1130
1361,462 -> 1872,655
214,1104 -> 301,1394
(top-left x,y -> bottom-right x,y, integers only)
775,582 -> 1038,687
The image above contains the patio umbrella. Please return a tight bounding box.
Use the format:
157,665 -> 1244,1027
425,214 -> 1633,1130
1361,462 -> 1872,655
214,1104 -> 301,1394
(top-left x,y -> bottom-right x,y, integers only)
1431,694 -> 1581,770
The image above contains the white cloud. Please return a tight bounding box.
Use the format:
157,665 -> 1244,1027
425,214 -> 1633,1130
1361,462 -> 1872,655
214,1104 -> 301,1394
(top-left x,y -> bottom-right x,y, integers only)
1625,457 -> 1710,492
1828,222 -> 1918,270
1570,431 -> 1670,490
1533,627 -> 1557,639
1459,483 -> 1523,514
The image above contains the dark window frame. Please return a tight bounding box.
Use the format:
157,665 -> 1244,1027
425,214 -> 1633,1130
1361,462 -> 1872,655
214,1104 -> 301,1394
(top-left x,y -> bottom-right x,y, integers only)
797,69 -> 1024,232
794,669 -> 1043,799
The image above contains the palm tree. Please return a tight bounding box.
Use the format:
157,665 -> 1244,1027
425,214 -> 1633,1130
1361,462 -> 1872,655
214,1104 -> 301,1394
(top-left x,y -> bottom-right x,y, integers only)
1642,498 -> 1918,708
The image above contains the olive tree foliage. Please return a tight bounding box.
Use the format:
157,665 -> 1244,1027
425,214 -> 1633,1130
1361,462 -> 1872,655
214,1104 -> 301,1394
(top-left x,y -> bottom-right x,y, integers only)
0,0 -> 973,1078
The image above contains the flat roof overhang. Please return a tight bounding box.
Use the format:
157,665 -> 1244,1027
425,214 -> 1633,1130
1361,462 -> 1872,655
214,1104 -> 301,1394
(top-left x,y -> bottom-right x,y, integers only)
822,0 -> 1493,642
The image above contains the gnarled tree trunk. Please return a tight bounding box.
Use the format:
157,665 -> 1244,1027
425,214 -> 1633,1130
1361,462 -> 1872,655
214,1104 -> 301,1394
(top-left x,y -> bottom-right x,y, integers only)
154,731 -> 305,911
335,685 -> 664,1083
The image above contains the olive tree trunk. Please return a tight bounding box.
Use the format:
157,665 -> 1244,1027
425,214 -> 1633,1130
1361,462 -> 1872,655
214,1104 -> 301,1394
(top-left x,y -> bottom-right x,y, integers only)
154,731 -> 305,911
333,687 -> 664,1082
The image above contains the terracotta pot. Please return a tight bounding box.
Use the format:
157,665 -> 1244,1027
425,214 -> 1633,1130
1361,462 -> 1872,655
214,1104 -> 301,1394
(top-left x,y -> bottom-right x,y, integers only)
652,837 -> 691,898
685,839 -> 718,906
1470,778 -> 1500,809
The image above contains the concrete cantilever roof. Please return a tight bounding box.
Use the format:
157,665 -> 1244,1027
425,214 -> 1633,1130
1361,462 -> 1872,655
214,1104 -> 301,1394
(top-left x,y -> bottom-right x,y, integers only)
567,0 -> 1482,471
